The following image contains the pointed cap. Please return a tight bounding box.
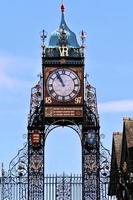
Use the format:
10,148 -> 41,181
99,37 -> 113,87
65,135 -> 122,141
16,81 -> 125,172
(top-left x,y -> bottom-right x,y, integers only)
48,4 -> 80,48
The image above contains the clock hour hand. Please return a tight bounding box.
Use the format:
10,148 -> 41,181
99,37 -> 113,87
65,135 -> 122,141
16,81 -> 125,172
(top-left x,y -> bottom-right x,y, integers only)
56,72 -> 65,87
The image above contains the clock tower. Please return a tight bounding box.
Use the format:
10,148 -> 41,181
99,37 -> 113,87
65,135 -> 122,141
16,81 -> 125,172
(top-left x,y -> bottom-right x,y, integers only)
44,4 -> 84,122
28,4 -> 100,200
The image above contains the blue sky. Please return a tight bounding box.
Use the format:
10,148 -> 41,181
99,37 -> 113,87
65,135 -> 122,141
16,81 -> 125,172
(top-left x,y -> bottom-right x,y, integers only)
0,0 -> 133,174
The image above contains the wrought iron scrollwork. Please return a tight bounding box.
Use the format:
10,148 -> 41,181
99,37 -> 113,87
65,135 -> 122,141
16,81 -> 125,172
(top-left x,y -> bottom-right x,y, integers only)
8,143 -> 28,178
100,143 -> 111,199
0,144 -> 28,200
56,174 -> 71,200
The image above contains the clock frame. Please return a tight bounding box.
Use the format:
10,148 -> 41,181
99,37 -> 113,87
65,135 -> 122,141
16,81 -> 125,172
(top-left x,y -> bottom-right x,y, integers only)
44,66 -> 84,106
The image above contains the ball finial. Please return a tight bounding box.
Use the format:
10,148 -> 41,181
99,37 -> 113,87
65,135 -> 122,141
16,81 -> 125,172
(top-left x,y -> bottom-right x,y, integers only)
61,3 -> 65,13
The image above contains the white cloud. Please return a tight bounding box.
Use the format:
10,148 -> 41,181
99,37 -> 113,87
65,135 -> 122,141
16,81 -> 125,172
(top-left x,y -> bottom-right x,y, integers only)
98,100 -> 133,112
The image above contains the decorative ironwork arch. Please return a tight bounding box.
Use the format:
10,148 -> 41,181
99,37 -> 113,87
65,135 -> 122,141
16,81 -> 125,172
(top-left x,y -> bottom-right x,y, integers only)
44,119 -> 82,141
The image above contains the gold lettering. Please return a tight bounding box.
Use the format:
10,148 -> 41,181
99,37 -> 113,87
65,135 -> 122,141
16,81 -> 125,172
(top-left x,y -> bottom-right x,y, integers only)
45,97 -> 52,104
75,97 -> 82,104
59,47 -> 69,57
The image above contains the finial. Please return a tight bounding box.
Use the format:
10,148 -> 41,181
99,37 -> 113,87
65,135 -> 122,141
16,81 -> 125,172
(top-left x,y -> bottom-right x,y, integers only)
80,30 -> 87,56
61,2 -> 65,13
40,30 -> 47,45
80,30 -> 87,45
40,29 -> 47,56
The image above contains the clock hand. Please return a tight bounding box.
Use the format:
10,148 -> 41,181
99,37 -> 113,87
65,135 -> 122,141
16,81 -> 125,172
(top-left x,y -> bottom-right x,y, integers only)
56,72 -> 65,87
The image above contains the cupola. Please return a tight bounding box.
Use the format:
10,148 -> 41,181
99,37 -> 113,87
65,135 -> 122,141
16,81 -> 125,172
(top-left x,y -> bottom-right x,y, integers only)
48,4 -> 80,48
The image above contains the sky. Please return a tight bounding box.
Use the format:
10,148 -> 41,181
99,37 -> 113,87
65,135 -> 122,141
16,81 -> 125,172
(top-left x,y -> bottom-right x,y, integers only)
0,0 -> 133,174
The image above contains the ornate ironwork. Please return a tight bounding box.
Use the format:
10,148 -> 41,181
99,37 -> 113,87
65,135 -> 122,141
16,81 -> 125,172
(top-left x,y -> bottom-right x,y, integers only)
0,10 -> 112,200
56,175 -> 71,200
81,79 -> 100,200
100,144 -> 111,200
0,174 -> 83,200
0,73 -> 111,200
27,75 -> 44,200
9,143 -> 27,177
0,144 -> 28,200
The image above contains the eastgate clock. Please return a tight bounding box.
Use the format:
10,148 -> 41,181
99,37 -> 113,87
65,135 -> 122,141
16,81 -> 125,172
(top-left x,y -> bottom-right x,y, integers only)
46,68 -> 80,102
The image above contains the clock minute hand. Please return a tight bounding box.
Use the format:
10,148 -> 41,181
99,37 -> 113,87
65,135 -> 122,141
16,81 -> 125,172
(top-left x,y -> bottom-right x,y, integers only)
56,72 -> 65,87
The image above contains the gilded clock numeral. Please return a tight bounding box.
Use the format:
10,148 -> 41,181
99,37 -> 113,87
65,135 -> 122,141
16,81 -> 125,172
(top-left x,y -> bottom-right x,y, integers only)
45,97 -> 52,104
75,97 -> 82,104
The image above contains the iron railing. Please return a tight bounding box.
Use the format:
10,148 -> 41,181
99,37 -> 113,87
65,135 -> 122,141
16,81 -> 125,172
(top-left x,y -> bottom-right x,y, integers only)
0,174 -> 82,200
0,174 -> 117,200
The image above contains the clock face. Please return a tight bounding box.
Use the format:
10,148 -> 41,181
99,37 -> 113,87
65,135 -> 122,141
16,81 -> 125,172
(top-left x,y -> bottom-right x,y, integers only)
47,68 -> 80,101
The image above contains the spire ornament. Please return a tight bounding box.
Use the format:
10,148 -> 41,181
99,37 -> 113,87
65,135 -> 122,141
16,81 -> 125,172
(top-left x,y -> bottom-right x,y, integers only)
80,30 -> 87,56
61,3 -> 65,13
40,29 -> 47,56
61,0 -> 65,13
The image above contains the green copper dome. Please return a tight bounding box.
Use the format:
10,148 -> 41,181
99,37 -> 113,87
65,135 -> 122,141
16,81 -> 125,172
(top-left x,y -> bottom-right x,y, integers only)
48,5 -> 80,48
